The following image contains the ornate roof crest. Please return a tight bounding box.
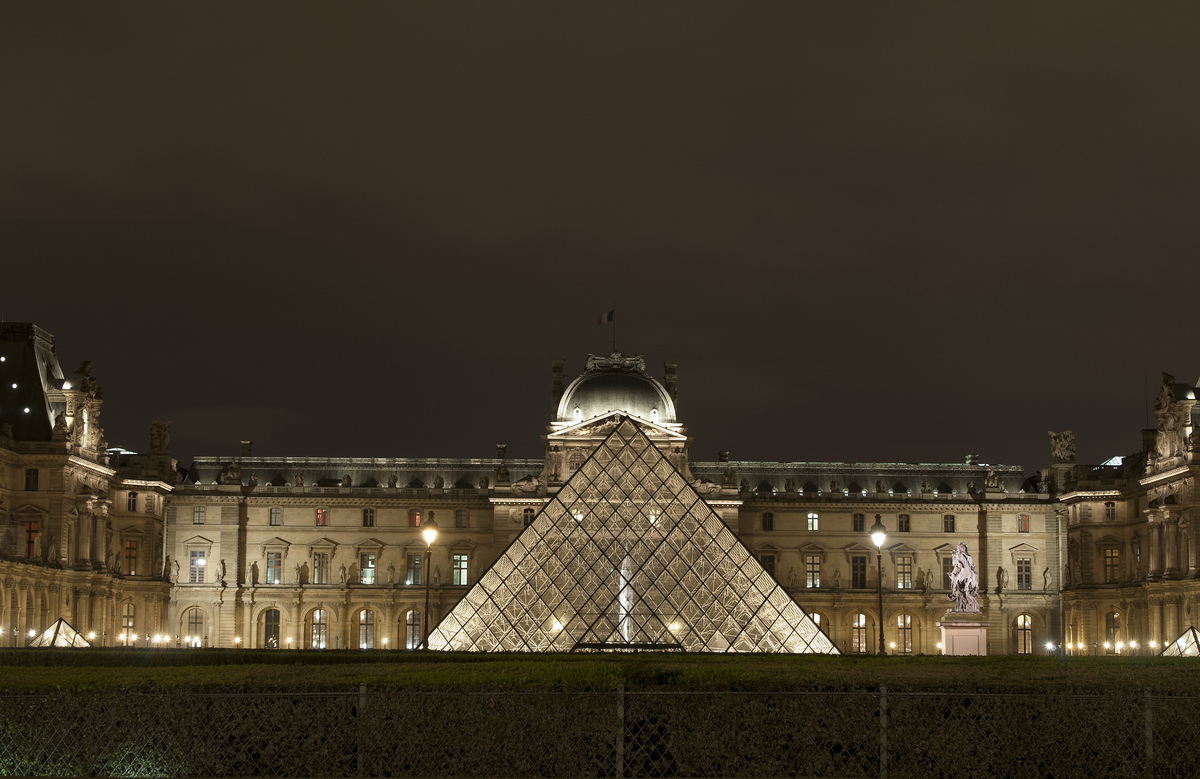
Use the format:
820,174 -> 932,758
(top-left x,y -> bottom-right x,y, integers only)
584,351 -> 646,374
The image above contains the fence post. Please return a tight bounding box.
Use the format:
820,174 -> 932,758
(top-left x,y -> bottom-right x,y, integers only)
616,682 -> 625,779
1144,687 -> 1153,778
879,685 -> 888,779
358,683 -> 367,777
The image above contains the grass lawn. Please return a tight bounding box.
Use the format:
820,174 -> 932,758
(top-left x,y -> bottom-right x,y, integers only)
0,649 -> 1193,693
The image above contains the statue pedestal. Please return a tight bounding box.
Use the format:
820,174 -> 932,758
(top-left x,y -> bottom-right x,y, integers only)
938,614 -> 990,656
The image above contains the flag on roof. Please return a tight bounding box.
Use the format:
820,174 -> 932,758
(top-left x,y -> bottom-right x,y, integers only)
597,309 -> 614,326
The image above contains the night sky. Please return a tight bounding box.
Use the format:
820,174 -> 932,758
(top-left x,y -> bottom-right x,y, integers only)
3,5 -> 1197,470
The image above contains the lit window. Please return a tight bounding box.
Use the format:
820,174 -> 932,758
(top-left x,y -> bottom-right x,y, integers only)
22,521 -> 38,559
193,506 -> 205,525
1017,514 -> 1030,533
807,512 -> 819,531
762,512 -> 774,531
362,508 -> 375,528
310,609 -> 328,649
405,610 -> 421,650
1017,557 -> 1032,590
1104,548 -> 1120,584
360,552 -> 376,584
406,553 -> 422,585
270,507 -> 282,527
313,553 -> 329,584
122,602 -> 135,630
409,509 -> 421,528
24,468 -> 38,491
263,609 -> 280,649
897,614 -> 912,654
266,552 -> 281,585
1105,612 -> 1120,652
852,513 -> 864,532
851,555 -> 867,589
805,555 -> 821,588
359,610 -> 375,649
1016,614 -> 1033,654
316,508 -> 329,527
851,614 -> 868,654
456,509 -> 469,528
124,539 -> 137,576
897,556 -> 912,589
897,514 -> 910,533
453,553 -> 469,585
943,514 -> 956,533
1104,502 -> 1116,522
523,508 -> 535,528
760,554 -> 776,577
186,607 -> 204,641
189,551 -> 205,583
568,450 -> 585,473
127,492 -> 138,512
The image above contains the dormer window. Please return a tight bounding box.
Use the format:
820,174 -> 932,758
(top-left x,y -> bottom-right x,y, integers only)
573,407 -> 582,422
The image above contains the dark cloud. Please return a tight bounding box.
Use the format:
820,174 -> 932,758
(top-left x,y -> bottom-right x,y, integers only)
1,3 -> 1197,468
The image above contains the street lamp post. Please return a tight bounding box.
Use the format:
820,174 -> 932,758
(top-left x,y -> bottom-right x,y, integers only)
420,515 -> 439,649
870,514 -> 888,656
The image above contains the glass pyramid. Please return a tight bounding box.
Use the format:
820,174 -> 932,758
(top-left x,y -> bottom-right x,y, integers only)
27,618 -> 92,648
429,417 -> 837,653
1160,626 -> 1200,657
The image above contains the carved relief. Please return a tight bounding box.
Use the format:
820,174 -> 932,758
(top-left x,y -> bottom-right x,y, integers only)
1048,430 -> 1076,463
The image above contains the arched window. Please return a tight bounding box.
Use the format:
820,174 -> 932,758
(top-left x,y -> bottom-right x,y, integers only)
405,610 -> 421,650
1106,612 -> 1120,653
409,509 -> 421,528
263,609 -> 280,649
761,512 -> 774,531
193,506 -> 205,525
122,602 -> 135,630
1016,614 -> 1033,654
310,609 -> 328,649
851,614 -> 868,654
359,610 -> 375,649
186,608 -> 204,647
568,450 -> 586,473
897,614 -> 912,654
523,508 -> 536,527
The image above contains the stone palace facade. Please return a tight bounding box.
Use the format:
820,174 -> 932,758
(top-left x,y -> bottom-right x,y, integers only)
2,322 -> 1195,654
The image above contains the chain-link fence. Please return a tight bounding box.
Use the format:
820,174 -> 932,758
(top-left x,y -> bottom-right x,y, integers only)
2,686 -> 1198,777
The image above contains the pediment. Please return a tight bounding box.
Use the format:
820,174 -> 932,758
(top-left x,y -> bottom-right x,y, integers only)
1008,542 -> 1039,554
887,542 -> 916,554
799,542 -> 827,562
931,543 -> 955,559
355,537 -> 386,551
448,539 -> 477,551
752,542 -> 782,553
549,410 -> 687,442
309,537 -> 339,550
13,504 -> 49,516
262,536 -> 292,552
119,527 -> 146,538
182,534 -> 214,545
842,542 -> 871,562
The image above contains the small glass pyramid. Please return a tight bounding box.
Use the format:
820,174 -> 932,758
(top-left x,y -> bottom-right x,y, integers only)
429,417 -> 837,653
1160,626 -> 1200,657
27,618 -> 92,648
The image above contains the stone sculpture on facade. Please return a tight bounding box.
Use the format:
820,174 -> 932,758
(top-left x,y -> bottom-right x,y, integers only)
984,470 -> 1001,490
787,567 -> 796,588
341,475 -> 352,487
948,542 -> 979,613
434,475 -> 445,489
1048,430 -> 1076,463
149,420 -> 171,454
722,465 -> 736,487
53,413 -> 69,438
388,475 -> 398,488
433,565 -> 441,586
996,566 -> 1009,593
218,461 -> 242,485
294,472 -> 305,487
832,567 -> 841,589
387,563 -> 395,584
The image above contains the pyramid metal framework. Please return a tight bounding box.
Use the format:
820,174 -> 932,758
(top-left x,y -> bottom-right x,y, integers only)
1160,626 -> 1200,657
27,617 -> 91,648
429,417 -> 837,653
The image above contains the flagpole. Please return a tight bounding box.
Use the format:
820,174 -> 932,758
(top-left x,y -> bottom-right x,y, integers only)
612,301 -> 617,354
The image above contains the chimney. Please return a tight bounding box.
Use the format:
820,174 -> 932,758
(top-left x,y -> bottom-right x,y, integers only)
240,440 -> 253,457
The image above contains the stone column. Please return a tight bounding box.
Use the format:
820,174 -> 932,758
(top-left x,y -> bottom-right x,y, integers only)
1165,597 -> 1180,641
1148,598 -> 1163,647
1164,512 -> 1180,578
1147,515 -> 1163,580
92,515 -> 106,567
76,515 -> 91,566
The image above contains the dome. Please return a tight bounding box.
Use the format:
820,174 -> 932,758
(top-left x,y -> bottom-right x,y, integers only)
555,353 -> 677,425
